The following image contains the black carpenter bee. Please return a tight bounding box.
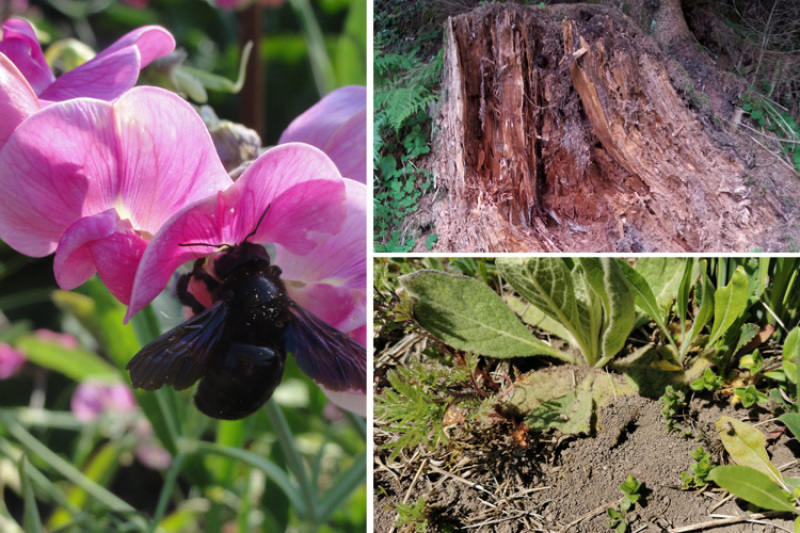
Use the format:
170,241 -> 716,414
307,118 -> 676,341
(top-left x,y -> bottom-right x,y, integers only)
125,227 -> 366,420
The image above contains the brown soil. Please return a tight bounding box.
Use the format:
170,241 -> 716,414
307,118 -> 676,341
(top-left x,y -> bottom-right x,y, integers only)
428,3 -> 800,252
374,391 -> 800,532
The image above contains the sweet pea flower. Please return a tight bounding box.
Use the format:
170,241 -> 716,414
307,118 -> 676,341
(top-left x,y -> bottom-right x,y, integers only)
0,18 -> 174,102
0,86 -> 233,304
125,144 -> 366,415
71,381 -> 171,470
279,85 -> 367,184
71,381 -> 138,422
0,343 -> 26,379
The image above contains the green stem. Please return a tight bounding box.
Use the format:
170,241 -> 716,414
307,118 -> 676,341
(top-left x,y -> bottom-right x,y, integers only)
146,451 -> 187,533
288,0 -> 335,96
0,411 -> 135,515
192,440 -> 306,515
264,400 -> 318,524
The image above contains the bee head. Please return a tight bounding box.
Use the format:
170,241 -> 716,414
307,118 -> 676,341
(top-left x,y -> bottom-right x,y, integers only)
212,241 -> 271,279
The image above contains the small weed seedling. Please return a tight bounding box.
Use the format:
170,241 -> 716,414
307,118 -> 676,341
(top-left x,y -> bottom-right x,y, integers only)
606,474 -> 643,533
681,447 -> 713,489
660,386 -> 686,432
394,498 -> 429,533
690,367 -> 724,392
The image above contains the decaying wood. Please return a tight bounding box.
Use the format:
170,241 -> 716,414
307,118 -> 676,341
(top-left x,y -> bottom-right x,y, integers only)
433,4 -> 800,252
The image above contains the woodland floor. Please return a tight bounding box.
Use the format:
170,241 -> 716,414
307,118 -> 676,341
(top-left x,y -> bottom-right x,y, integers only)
374,351 -> 800,532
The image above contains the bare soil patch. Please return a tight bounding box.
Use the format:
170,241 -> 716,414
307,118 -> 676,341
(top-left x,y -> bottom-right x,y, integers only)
375,389 -> 800,532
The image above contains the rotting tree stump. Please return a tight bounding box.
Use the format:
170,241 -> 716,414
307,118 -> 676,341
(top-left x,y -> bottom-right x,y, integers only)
433,3 -> 799,252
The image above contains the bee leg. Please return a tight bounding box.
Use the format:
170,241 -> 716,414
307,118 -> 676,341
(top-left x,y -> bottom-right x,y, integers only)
176,271 -> 208,315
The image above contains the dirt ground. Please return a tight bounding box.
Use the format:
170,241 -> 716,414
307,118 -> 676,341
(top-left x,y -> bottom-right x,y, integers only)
374,390 -> 800,532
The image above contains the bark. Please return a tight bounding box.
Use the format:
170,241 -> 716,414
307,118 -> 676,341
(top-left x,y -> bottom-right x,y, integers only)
433,3 -> 798,252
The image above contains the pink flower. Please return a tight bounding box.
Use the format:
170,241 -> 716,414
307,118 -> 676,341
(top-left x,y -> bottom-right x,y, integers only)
71,381 -> 137,422
0,343 -> 26,379
0,18 -> 174,102
279,86 -> 367,184
71,381 -> 171,470
0,87 -> 232,304
125,143 -> 350,319
125,144 -> 366,415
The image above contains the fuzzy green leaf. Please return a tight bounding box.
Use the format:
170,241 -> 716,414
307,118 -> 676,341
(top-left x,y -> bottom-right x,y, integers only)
634,258 -> 693,318
617,259 -> 676,349
579,258 -> 636,367
708,466 -> 795,512
682,266 -> 715,360
708,267 -> 749,347
496,258 -> 593,363
399,270 -> 571,360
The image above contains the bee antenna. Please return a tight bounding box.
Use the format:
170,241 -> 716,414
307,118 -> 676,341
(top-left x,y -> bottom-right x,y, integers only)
243,204 -> 271,243
179,241 -> 227,248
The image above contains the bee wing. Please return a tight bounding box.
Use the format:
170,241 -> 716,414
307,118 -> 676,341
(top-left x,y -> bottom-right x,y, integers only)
286,302 -> 366,393
126,301 -> 229,391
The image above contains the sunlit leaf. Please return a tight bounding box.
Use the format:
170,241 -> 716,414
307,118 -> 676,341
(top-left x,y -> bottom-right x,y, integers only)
399,270 -> 572,360
708,465 -> 795,512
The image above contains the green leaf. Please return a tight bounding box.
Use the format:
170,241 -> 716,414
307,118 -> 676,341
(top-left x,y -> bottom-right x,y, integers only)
505,294 -> 571,341
0,411 -> 135,515
779,413 -> 800,442
48,443 -> 123,530
682,265 -> 715,361
708,466 -> 795,512
634,258 -> 693,318
578,258 -> 636,367
716,416 -> 783,485
496,258 -> 594,363
20,457 -> 43,533
14,336 -> 117,382
617,259 -> 676,350
399,270 -> 572,360
783,329 -> 800,394
677,258 -> 695,341
708,267 -> 749,347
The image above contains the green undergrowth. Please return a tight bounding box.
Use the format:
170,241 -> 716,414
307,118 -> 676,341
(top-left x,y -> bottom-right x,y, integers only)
373,3 -> 443,252
375,257 -> 800,464
741,85 -> 800,176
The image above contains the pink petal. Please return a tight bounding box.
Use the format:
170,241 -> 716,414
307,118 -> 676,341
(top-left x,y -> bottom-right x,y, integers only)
279,86 -> 366,183
237,143 -> 347,252
54,210 -> 148,304
275,178 -> 366,290
320,387 -> 365,417
0,87 -> 230,304
114,87 -> 232,233
0,53 -> 40,148
0,343 -> 26,379
126,144 -> 347,321
0,19 -> 54,95
72,382 -> 137,422
0,98 -> 119,257
40,47 -> 140,102
94,25 -> 175,68
284,282 -> 365,334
